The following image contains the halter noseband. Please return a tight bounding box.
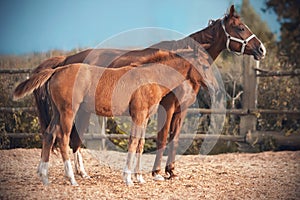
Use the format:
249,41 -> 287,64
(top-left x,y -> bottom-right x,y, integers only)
221,18 -> 256,56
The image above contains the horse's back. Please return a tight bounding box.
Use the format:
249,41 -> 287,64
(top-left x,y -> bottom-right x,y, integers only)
64,48 -> 127,67
32,56 -> 66,74
49,64 -> 94,109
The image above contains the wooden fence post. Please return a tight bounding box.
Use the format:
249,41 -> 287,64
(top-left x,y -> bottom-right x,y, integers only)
85,115 -> 107,150
238,56 -> 258,152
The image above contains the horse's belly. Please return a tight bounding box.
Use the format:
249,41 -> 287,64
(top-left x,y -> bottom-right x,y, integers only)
94,104 -> 130,117
94,88 -> 132,116
81,100 -> 130,117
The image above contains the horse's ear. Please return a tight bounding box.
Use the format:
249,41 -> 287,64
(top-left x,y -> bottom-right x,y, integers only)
229,5 -> 235,18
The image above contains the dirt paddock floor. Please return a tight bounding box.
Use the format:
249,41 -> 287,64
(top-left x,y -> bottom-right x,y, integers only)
0,148 -> 299,200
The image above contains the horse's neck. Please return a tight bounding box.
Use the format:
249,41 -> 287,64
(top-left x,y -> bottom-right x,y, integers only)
152,20 -> 226,61
159,58 -> 200,90
187,20 -> 226,61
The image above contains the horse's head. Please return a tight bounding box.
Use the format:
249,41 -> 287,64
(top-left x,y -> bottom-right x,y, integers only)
221,5 -> 266,60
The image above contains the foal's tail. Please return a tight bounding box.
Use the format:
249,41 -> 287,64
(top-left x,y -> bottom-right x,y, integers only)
32,56 -> 66,132
13,68 -> 57,100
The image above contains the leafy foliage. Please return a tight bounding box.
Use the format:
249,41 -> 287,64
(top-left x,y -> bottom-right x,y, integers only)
264,0 -> 300,68
241,0 -> 277,49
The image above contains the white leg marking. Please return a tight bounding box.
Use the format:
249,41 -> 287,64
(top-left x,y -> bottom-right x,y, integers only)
64,159 -> 78,186
123,152 -> 136,186
135,153 -> 146,184
123,168 -> 134,186
153,174 -> 165,181
74,151 -> 90,178
74,152 -> 80,174
136,174 -> 146,184
37,161 -> 50,185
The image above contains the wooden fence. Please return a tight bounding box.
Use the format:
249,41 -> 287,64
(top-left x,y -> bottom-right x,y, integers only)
1,57 -> 300,151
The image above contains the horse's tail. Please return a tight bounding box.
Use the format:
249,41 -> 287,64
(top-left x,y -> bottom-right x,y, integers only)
32,56 -> 66,132
13,68 -> 57,101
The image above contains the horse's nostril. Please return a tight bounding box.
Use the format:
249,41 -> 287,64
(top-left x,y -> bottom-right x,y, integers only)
258,44 -> 266,56
259,47 -> 264,53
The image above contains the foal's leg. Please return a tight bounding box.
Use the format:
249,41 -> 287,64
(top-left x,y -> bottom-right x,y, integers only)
124,112 -> 147,186
165,109 -> 187,179
58,110 -> 78,186
152,102 -> 175,181
134,119 -> 147,184
123,135 -> 140,186
37,120 -> 58,185
72,108 -> 91,178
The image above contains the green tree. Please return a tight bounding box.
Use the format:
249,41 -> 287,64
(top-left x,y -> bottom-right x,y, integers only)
264,0 -> 300,68
240,0 -> 276,49
219,0 -> 277,67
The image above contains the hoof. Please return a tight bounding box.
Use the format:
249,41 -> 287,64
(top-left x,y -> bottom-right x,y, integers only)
40,176 -> 50,185
165,166 -> 178,180
136,174 -> 146,184
153,174 -> 165,181
123,171 -> 134,187
37,161 -> 50,185
37,173 -> 49,185
167,174 -> 179,180
126,179 -> 134,187
64,176 -> 79,186
81,173 -> 91,179
71,180 -> 79,186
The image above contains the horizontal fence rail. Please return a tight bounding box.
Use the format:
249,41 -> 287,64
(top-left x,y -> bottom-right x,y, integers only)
2,68 -> 300,77
0,107 -> 36,112
0,69 -> 32,74
2,107 -> 300,116
4,132 -> 245,142
254,68 -> 300,77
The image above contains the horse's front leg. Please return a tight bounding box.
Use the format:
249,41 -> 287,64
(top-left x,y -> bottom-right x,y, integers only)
152,102 -> 175,181
74,149 -> 90,178
165,109 -> 187,179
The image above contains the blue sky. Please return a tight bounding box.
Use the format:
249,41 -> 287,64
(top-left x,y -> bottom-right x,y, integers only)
0,0 -> 279,55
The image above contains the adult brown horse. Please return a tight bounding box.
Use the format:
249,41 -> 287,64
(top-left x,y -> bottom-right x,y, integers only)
14,48 -> 218,186
30,5 -> 265,181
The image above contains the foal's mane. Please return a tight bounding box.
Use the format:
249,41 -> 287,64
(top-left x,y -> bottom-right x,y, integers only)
133,50 -> 178,65
111,49 -> 181,68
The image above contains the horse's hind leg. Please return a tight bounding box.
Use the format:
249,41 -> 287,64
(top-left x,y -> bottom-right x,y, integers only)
73,107 -> 91,178
58,110 -> 78,186
165,109 -> 187,179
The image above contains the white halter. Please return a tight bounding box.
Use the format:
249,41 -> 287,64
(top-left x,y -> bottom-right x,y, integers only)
221,18 -> 256,56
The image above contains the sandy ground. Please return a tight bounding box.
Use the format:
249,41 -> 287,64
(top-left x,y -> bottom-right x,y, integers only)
0,148 -> 299,200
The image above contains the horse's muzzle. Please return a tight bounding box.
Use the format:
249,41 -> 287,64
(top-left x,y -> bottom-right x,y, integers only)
253,44 -> 266,60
